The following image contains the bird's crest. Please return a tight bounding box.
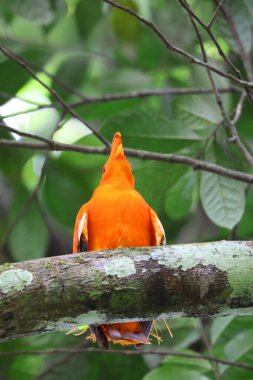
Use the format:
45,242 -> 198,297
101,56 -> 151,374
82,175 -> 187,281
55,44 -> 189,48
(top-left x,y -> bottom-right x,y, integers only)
100,132 -> 134,188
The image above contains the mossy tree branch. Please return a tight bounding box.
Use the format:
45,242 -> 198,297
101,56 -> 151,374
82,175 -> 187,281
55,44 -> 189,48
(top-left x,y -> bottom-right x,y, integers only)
0,241 -> 253,342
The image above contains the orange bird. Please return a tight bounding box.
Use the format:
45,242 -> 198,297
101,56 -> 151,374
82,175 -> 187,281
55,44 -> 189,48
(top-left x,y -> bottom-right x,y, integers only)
73,132 -> 166,349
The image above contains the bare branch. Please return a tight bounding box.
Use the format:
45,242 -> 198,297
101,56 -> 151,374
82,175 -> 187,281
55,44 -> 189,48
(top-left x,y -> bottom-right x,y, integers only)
0,138 -> 253,184
0,123 -> 55,145
199,319 -> 221,380
68,86 -> 241,108
1,347 -> 253,373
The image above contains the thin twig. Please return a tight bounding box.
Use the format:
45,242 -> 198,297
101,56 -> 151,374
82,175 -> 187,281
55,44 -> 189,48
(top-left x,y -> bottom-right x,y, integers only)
228,93 -> 253,165
21,59 -> 87,100
68,86 -> 240,108
207,0 -> 226,29
0,106 -> 48,119
0,91 -> 45,106
0,123 -> 56,145
1,138 -> 253,184
232,92 -> 246,124
178,1 -> 253,167
0,87 -> 241,119
178,0 -> 241,79
103,0 -> 253,89
35,343 -> 86,380
182,1 -> 230,124
199,319 -> 221,380
178,0 -> 253,104
0,347 -> 253,372
217,0 -> 253,82
0,45 -> 110,147
0,87 -> 240,119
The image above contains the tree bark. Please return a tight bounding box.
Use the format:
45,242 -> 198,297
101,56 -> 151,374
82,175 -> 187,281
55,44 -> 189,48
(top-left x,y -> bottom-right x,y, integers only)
0,240 -> 253,342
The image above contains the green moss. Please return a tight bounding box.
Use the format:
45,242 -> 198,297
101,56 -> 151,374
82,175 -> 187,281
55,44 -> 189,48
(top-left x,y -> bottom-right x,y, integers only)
109,289 -> 134,313
76,254 -> 86,263
0,263 -> 13,272
152,241 -> 253,299
43,260 -> 53,269
58,259 -> 68,266
103,256 -> 136,278
0,269 -> 33,293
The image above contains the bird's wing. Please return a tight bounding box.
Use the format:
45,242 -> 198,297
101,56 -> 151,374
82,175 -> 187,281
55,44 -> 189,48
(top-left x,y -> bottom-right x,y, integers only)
73,203 -> 89,253
150,208 -> 166,246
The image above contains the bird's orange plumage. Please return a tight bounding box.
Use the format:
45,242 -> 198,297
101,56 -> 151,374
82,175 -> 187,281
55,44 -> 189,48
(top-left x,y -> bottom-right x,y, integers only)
73,132 -> 165,349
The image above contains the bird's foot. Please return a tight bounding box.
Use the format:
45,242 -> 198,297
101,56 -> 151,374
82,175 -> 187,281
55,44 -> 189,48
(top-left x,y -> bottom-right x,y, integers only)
86,333 -> 97,343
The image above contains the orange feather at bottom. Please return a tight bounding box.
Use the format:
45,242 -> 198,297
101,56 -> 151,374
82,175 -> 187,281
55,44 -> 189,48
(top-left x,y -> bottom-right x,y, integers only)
91,322 -> 152,348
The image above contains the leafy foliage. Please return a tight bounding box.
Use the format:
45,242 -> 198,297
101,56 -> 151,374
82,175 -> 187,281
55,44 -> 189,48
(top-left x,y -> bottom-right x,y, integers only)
0,0 -> 253,379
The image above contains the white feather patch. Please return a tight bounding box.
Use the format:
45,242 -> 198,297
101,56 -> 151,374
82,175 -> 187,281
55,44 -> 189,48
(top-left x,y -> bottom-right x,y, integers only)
78,213 -> 87,241
155,215 -> 166,245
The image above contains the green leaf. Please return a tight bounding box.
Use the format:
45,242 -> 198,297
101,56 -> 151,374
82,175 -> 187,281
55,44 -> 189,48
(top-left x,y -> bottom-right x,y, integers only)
43,158 -> 99,228
217,329 -> 253,375
52,55 -> 88,100
137,32 -> 166,70
65,0 -> 80,15
9,356 -> 43,380
224,330 -> 253,363
156,318 -> 200,351
101,110 -> 203,154
163,349 -> 212,372
10,16 -> 44,42
143,366 -> 210,380
0,129 -> 31,179
216,1 -> 252,54
164,170 -> 196,219
8,186 -> 49,261
75,0 -> 102,39
47,13 -> 79,46
53,119 -> 91,145
11,0 -> 54,26
173,96 -> 222,137
200,171 -> 245,229
0,59 -> 29,100
58,134 -> 106,169
21,154 -> 45,191
244,0 -> 253,23
111,1 -> 140,42
211,316 -> 235,345
200,144 -> 245,229
134,162 -> 187,214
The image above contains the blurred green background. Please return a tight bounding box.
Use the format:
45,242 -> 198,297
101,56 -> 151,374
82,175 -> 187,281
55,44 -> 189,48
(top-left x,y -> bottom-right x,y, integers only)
0,0 -> 253,379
